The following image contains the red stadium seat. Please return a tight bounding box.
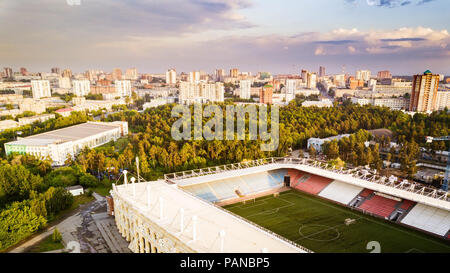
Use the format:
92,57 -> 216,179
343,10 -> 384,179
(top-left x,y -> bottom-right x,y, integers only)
359,195 -> 400,218
288,169 -> 333,195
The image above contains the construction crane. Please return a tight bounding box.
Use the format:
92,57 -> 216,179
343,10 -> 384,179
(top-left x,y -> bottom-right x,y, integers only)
426,136 -> 450,191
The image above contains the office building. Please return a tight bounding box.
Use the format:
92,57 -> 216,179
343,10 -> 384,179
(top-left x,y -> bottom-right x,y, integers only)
189,71 -> 200,84
112,68 -> 123,81
356,70 -> 371,82
230,68 -> 239,78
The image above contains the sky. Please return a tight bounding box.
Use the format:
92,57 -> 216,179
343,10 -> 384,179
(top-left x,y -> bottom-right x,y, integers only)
0,0 -> 449,75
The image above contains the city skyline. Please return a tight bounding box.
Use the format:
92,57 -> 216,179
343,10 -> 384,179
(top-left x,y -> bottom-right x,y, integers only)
0,0 -> 449,74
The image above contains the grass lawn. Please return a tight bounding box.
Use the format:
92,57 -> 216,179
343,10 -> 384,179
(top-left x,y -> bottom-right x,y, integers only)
28,235 -> 64,253
224,190 -> 450,253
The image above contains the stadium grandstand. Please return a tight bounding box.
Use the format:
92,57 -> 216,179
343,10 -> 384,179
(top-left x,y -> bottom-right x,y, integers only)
111,157 -> 450,253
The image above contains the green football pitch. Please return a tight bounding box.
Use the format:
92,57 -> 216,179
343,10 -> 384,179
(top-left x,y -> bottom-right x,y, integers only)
223,190 -> 450,253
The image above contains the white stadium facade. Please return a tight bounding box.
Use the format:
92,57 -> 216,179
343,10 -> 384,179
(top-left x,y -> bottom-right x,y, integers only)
111,157 -> 450,253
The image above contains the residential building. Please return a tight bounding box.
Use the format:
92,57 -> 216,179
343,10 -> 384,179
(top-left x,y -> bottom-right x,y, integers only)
166,69 -> 177,85
58,77 -> 72,89
377,70 -> 392,79
356,70 -> 371,82
239,80 -> 252,99
72,80 -> 91,97
115,80 -> 132,97
409,70 -> 440,112
179,82 -> 224,104
31,80 -> 51,99
259,85 -> 273,104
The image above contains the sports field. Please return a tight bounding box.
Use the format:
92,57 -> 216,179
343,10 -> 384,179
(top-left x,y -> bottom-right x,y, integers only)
223,190 -> 450,253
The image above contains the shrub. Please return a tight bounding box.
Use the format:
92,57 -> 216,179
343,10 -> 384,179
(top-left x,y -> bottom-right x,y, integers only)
52,228 -> 62,243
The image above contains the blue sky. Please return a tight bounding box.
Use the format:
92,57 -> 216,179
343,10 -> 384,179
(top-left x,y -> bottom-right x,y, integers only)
0,0 -> 448,75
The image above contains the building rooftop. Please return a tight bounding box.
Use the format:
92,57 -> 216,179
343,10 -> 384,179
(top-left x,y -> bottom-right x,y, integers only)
6,122 -> 123,146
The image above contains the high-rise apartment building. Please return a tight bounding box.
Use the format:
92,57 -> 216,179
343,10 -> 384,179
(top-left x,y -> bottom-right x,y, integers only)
51,67 -> 61,75
189,71 -> 200,84
230,68 -> 239,78
72,80 -> 91,97
307,73 -> 317,89
125,68 -> 138,80
377,70 -> 392,79
166,69 -> 177,85
62,69 -> 72,78
58,77 -> 72,89
31,80 -> 51,99
301,69 -> 308,83
179,82 -> 224,104
319,66 -> 326,77
259,85 -> 273,104
112,68 -> 122,81
115,80 -> 131,97
356,70 -> 371,82
20,67 -> 28,76
215,69 -> 225,82
3,67 -> 13,78
285,79 -> 297,94
409,70 -> 440,112
239,80 -> 252,99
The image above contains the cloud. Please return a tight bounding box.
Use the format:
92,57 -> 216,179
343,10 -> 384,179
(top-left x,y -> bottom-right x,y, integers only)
346,0 -> 436,7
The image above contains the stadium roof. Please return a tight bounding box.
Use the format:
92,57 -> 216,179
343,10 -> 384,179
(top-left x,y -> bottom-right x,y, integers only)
6,122 -> 122,146
113,181 -> 308,253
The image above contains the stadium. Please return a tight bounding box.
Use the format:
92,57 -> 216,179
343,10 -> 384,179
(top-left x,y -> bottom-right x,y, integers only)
111,157 -> 450,253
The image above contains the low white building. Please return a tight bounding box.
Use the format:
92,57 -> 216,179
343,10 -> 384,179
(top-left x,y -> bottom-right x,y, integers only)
307,134 -> 351,152
65,185 -> 84,196
4,121 -> 128,165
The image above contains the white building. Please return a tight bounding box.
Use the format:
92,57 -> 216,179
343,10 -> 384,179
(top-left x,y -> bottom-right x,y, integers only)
351,97 -> 410,110
18,114 -> 55,126
239,80 -> 252,99
115,80 -> 132,97
166,69 -> 177,85
307,134 -> 351,152
31,80 -> 51,99
72,80 -> 91,97
179,82 -> 224,104
356,70 -> 371,82
58,77 -> 72,89
189,71 -> 200,84
436,91 -> 450,110
307,73 -> 317,89
0,120 -> 19,132
4,121 -> 128,166
285,79 -> 297,94
302,99 -> 333,108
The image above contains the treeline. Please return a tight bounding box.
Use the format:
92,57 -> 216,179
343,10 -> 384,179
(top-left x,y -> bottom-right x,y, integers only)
0,155 -> 80,251
80,103 -> 449,181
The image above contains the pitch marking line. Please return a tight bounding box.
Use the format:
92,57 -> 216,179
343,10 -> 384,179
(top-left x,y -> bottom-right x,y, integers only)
244,197 -> 295,219
286,191 -> 450,250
